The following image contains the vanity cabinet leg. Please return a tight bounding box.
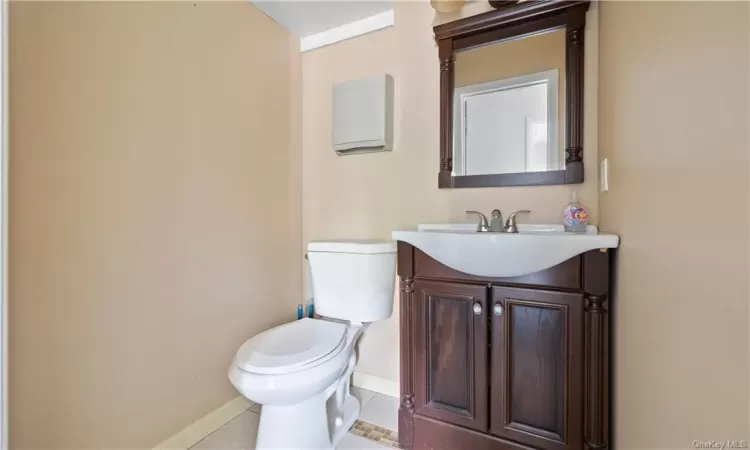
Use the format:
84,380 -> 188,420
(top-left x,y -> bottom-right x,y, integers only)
398,275 -> 414,449
583,250 -> 611,450
397,241 -> 416,449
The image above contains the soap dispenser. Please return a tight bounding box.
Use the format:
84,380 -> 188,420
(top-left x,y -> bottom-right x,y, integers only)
563,192 -> 589,233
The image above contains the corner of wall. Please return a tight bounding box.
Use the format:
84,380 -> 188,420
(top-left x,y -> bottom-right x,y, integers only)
288,34 -> 304,306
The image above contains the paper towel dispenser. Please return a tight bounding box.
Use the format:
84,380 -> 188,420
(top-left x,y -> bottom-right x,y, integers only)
332,74 -> 394,155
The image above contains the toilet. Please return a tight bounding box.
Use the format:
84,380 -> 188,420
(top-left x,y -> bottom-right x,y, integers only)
228,239 -> 397,450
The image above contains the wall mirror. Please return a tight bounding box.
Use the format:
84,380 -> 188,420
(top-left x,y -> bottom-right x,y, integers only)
435,0 -> 589,188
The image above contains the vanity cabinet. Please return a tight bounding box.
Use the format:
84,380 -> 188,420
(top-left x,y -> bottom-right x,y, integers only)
489,287 -> 584,450
413,280 -> 488,432
397,242 -> 611,450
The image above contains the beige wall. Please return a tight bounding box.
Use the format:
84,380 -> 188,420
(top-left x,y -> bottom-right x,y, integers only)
9,2 -> 301,448
598,1 -> 749,447
302,2 -> 599,383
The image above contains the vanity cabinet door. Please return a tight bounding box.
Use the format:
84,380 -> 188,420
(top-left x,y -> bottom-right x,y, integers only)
413,280 -> 489,432
490,287 -> 584,450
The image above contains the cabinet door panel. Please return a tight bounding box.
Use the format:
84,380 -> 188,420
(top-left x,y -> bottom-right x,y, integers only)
491,287 -> 583,450
414,280 -> 488,432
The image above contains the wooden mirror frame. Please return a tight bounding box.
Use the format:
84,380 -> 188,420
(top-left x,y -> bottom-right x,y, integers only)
435,0 -> 590,188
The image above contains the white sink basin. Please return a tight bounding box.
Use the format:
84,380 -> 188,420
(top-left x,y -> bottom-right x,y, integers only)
392,223 -> 619,278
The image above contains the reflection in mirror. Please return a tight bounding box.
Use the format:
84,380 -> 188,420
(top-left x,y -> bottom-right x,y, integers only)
453,29 -> 566,176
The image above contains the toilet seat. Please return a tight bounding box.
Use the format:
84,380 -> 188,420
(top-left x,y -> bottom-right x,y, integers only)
235,318 -> 347,375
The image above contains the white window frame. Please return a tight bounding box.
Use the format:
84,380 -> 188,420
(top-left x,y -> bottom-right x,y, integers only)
452,69 -> 559,176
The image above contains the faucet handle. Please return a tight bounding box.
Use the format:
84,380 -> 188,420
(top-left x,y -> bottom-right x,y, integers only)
466,210 -> 490,232
504,210 -> 531,233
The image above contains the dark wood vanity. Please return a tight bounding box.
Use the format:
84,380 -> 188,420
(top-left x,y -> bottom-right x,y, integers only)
396,242 -> 611,450
396,1 -> 610,448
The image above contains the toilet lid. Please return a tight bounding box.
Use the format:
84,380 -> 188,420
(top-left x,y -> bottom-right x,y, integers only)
235,318 -> 347,375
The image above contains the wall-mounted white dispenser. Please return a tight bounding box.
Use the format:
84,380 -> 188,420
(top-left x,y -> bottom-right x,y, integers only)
332,74 -> 394,155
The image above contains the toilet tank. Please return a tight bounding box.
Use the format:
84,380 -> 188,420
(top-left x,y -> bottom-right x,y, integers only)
307,240 -> 397,323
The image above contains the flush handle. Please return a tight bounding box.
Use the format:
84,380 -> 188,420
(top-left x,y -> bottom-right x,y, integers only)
473,303 -> 483,315
493,303 -> 504,316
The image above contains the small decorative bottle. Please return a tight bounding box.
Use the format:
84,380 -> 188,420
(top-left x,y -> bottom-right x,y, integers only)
563,192 -> 589,233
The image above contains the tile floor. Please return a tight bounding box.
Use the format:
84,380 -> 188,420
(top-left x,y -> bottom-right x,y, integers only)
191,387 -> 397,450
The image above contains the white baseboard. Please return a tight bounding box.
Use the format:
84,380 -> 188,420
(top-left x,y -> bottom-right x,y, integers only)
352,371 -> 399,399
154,373 -> 397,449
154,396 -> 252,450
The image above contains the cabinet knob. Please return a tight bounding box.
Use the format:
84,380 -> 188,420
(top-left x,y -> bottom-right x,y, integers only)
473,303 -> 483,315
493,303 -> 503,316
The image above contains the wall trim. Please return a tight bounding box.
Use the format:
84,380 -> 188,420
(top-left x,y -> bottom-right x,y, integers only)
154,396 -> 252,450
352,371 -> 399,399
301,9 -> 394,52
154,374 -> 398,449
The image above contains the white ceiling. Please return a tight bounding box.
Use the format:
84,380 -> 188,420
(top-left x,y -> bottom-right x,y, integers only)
252,1 -> 393,38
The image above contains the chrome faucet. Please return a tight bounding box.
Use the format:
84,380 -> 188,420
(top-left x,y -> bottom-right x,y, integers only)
466,209 -> 531,233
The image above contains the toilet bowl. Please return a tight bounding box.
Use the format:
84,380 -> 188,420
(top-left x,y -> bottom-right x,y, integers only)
228,240 -> 396,450
229,318 -> 366,448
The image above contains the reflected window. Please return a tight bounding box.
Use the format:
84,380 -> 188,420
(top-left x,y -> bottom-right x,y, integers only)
453,69 -> 560,176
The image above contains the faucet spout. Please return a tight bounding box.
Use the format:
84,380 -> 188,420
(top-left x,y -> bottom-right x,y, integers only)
489,209 -> 504,232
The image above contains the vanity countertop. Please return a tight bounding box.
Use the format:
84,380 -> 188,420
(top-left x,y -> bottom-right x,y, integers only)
392,223 -> 618,278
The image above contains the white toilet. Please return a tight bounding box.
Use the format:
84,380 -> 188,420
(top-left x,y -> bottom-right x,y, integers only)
228,239 -> 397,450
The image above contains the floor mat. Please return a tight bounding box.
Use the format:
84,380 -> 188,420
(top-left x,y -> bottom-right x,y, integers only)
350,420 -> 399,448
